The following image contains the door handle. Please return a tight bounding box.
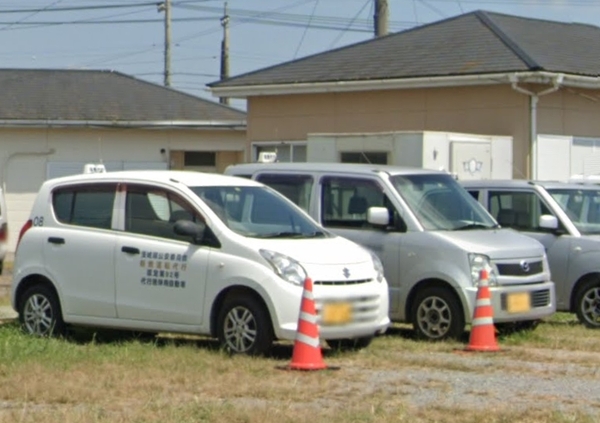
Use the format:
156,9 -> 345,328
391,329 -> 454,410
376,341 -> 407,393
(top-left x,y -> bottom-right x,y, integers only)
48,237 -> 65,245
121,246 -> 140,255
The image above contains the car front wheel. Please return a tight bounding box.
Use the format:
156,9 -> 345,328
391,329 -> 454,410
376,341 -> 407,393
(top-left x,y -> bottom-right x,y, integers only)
19,284 -> 66,337
217,293 -> 273,355
411,286 -> 464,340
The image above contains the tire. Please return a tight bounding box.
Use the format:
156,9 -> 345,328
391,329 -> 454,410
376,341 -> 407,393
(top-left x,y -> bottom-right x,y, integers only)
496,320 -> 540,335
217,293 -> 273,355
411,286 -> 464,341
326,336 -> 373,351
574,278 -> 600,328
19,284 -> 66,337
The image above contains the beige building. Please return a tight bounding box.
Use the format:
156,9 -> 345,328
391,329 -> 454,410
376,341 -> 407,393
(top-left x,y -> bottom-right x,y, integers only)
0,69 -> 246,252
209,10 -> 600,181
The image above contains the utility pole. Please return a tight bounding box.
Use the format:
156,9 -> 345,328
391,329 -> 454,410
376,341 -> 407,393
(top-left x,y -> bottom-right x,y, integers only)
220,1 -> 230,105
158,0 -> 172,87
374,0 -> 389,37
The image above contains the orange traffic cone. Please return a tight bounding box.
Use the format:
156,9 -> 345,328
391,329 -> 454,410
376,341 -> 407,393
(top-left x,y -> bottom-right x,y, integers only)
289,277 -> 328,370
465,269 -> 500,352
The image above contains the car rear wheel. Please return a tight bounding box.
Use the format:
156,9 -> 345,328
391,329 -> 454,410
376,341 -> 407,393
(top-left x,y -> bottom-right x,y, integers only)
217,293 -> 273,355
19,284 -> 66,337
574,278 -> 600,328
411,286 -> 464,340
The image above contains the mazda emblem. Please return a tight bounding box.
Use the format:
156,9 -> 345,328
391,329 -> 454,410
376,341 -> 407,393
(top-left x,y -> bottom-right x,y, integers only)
342,267 -> 350,278
520,260 -> 530,273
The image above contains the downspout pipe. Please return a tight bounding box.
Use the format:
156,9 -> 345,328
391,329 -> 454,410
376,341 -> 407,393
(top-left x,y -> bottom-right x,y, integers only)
510,73 -> 564,179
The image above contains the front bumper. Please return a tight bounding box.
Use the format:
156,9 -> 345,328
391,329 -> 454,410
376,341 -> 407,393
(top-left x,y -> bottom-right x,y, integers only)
272,278 -> 390,341
463,280 -> 556,323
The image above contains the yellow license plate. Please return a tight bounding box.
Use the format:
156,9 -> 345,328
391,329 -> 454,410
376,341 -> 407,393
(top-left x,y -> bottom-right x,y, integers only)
506,292 -> 531,313
322,302 -> 352,325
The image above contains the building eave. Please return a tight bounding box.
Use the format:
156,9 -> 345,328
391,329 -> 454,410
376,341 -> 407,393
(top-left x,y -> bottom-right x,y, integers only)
210,71 -> 600,98
0,119 -> 247,130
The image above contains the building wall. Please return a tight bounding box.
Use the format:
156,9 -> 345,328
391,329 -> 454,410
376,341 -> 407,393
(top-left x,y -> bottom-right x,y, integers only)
245,84 -> 600,179
0,126 -> 246,253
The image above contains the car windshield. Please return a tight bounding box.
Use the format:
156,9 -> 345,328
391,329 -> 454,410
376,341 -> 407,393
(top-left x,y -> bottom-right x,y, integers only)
547,188 -> 600,235
389,173 -> 497,231
190,185 -> 329,239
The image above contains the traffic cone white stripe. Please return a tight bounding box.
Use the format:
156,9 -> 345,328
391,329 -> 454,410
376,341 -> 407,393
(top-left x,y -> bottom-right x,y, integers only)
300,311 -> 317,324
295,332 -> 321,348
302,290 -> 314,300
476,298 -> 491,306
472,316 -> 494,326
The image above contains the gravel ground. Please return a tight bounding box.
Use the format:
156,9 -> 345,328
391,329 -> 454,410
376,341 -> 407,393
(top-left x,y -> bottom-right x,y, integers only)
350,348 -> 600,415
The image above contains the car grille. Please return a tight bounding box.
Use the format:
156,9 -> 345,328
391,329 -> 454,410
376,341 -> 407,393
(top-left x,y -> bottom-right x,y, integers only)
496,260 -> 543,276
500,289 -> 552,310
313,278 -> 372,286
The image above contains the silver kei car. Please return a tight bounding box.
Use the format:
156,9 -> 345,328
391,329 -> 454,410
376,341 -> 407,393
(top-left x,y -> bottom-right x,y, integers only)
464,179 -> 600,328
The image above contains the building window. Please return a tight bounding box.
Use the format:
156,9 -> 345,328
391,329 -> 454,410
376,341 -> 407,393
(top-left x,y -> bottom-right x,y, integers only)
253,143 -> 307,163
184,152 -> 216,167
340,152 -> 388,165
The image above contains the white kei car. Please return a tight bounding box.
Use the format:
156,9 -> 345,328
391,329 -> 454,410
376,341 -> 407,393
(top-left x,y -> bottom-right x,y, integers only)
11,169 -> 390,355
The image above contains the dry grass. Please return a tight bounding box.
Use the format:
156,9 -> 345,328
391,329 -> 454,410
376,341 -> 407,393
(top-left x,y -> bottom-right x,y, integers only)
1,287 -> 599,422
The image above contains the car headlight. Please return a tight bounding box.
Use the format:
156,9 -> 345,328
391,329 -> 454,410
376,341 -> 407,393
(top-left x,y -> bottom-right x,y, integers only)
259,249 -> 307,286
369,250 -> 385,283
468,253 -> 498,287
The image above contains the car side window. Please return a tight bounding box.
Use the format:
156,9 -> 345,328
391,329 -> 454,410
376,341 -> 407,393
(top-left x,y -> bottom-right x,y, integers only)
255,173 -> 314,212
467,190 -> 480,201
53,183 -> 117,229
488,191 -> 552,232
321,176 -> 404,230
125,186 -> 203,242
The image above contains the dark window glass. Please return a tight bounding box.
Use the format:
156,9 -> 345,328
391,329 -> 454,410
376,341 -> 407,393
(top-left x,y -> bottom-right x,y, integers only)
184,152 -> 216,167
256,174 -> 313,212
320,177 -> 403,230
125,186 -> 208,243
52,184 -> 116,229
488,191 -> 552,231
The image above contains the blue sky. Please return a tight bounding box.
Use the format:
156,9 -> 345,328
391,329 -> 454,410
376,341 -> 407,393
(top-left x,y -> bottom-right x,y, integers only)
1,0 -> 598,109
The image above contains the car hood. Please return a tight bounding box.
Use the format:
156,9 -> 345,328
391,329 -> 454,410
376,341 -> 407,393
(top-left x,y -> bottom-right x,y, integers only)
431,228 -> 545,260
243,235 -> 370,265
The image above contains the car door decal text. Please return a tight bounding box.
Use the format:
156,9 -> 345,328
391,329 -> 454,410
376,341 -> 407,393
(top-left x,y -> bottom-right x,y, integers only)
139,250 -> 188,288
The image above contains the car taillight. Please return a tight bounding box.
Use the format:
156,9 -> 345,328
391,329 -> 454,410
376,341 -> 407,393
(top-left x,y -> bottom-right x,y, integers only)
0,222 -> 7,242
17,219 -> 32,250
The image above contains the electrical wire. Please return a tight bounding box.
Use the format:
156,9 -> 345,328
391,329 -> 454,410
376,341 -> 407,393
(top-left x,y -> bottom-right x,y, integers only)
294,0 -> 319,58
328,0 -> 370,49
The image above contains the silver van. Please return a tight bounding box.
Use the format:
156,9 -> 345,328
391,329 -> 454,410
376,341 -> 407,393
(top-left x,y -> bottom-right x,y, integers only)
463,179 -> 600,328
225,163 -> 556,340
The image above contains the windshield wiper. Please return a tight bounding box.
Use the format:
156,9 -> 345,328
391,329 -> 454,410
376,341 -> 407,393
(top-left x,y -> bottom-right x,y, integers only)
453,223 -> 498,231
254,231 -> 325,239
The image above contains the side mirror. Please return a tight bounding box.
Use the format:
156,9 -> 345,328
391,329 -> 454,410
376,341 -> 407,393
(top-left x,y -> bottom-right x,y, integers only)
539,214 -> 558,230
174,220 -> 206,243
367,206 -> 390,226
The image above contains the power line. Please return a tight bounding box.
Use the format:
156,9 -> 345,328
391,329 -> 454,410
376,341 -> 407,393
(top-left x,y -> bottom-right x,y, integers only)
294,0 -> 319,58
328,0 -> 370,49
